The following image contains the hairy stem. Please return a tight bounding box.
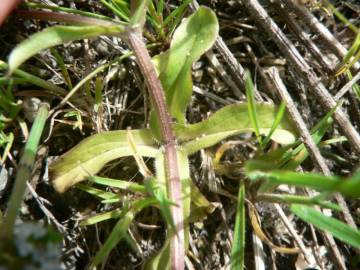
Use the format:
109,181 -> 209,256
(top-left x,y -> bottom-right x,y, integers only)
125,29 -> 185,270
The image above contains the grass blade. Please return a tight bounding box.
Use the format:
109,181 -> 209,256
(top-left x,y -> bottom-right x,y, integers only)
80,208 -> 124,226
262,101 -> 286,148
0,132 -> 14,163
90,198 -> 155,267
0,60 -> 67,97
278,101 -> 340,170
101,0 -> 130,21
76,183 -> 120,201
90,209 -> 136,267
129,0 -> 148,28
245,71 -> 262,148
88,176 -> 146,193
291,204 -> 360,249
163,0 -> 192,32
237,94 -> 339,194
257,193 -> 341,211
231,182 -> 246,270
335,33 -> 360,76
50,48 -> 73,89
246,169 -> 360,198
144,177 -> 176,232
1,103 -> 49,240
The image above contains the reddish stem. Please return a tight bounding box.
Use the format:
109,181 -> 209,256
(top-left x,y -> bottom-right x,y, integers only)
126,29 -> 185,270
15,10 -> 123,27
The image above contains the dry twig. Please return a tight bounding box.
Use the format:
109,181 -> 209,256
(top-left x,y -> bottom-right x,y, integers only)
243,0 -> 360,155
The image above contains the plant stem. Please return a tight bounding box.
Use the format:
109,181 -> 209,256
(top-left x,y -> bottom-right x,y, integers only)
125,29 -> 185,270
15,10 -> 125,28
0,103 -> 49,241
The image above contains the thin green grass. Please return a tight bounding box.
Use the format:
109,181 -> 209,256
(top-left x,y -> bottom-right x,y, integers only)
0,104 -> 49,241
245,71 -> 263,149
230,182 -> 245,270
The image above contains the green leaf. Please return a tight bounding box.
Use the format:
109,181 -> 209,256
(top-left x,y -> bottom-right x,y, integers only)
335,170 -> 360,197
90,198 -> 155,267
291,204 -> 360,249
152,6 -> 218,124
50,102 -> 289,195
88,175 -> 146,193
0,60 -> 67,97
145,177 -> 176,232
50,48 -> 73,89
8,25 -> 125,74
80,208 -> 124,226
50,129 -> 158,193
245,169 -> 360,198
0,132 -> 14,163
129,0 -> 148,28
258,193 -> 341,211
231,182 -> 245,270
279,102 -> 339,170
245,71 -> 262,147
253,102 -> 336,193
262,101 -> 286,148
101,0 -> 130,21
76,183 -> 120,201
163,0 -> 192,30
336,33 -> 360,75
179,103 -> 297,154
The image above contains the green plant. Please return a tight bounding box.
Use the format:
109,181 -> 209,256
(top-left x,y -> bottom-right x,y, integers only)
5,2 -> 294,267
4,1 -> 360,269
0,103 -> 49,241
0,103 -> 54,270
321,0 -> 360,99
0,78 -> 20,163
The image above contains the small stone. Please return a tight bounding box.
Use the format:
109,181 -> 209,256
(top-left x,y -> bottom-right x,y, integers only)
0,165 -> 9,195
